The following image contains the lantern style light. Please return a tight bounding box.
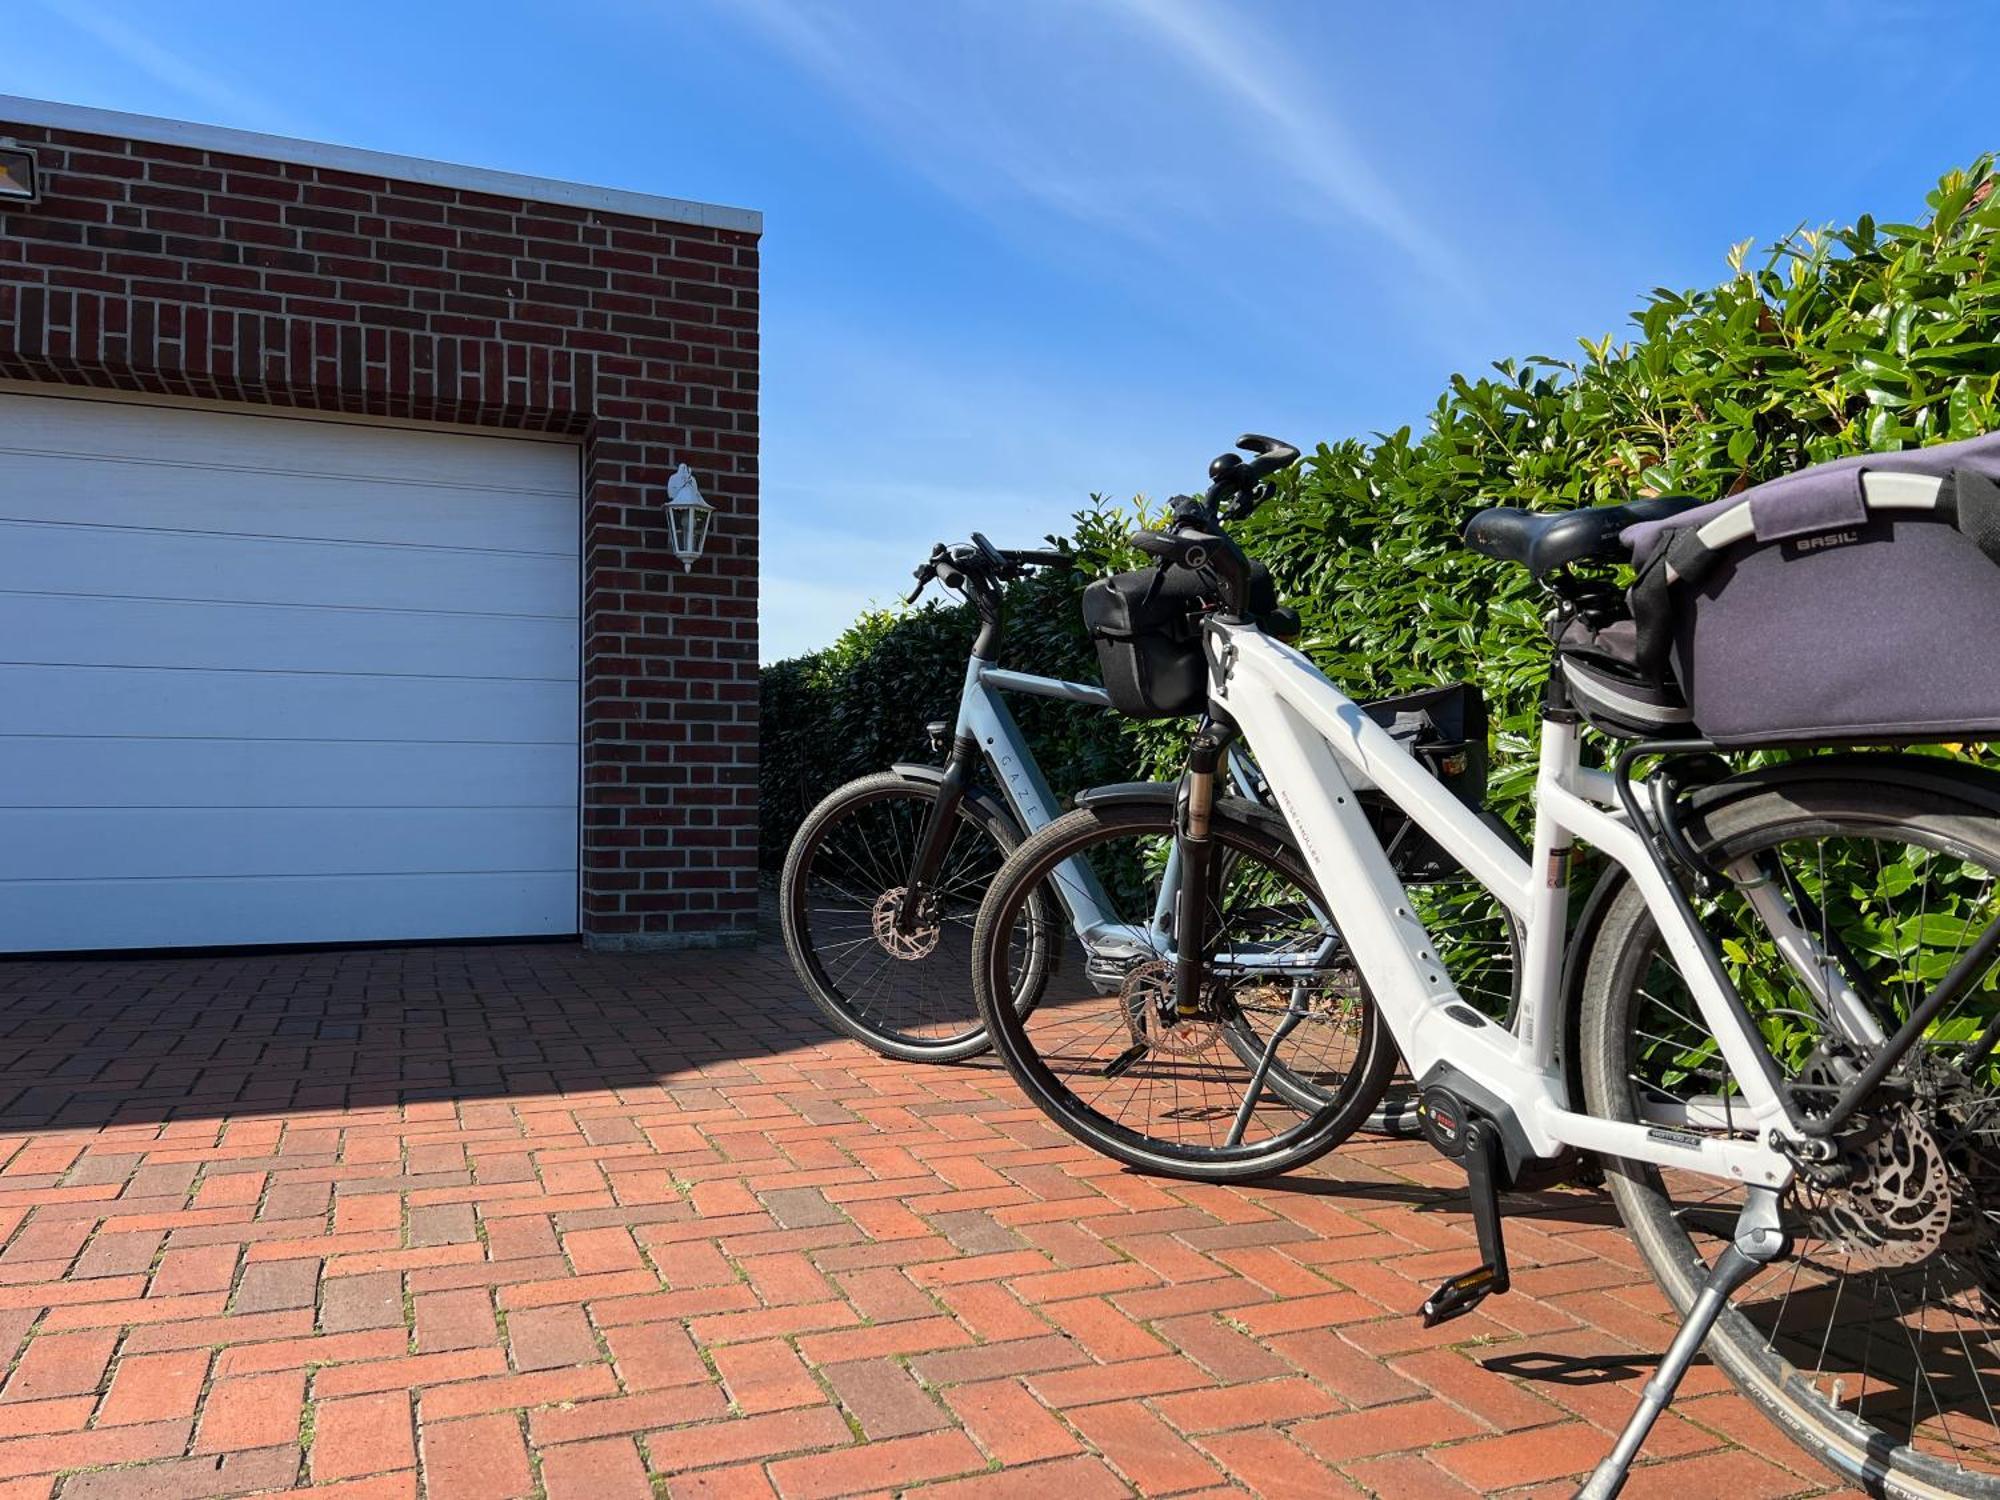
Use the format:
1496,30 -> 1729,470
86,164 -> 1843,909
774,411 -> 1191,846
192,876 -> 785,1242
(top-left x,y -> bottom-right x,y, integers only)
0,147 -> 39,205
665,463 -> 714,569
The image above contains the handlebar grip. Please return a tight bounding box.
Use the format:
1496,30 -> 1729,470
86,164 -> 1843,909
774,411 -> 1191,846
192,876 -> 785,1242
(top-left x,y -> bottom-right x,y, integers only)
1237,433 -> 1301,477
1003,549 -> 1071,570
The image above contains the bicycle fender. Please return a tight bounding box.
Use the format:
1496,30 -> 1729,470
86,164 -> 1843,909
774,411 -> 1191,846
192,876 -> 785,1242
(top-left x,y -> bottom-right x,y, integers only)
1072,780 -> 1173,810
1071,782 -> 1296,844
887,762 -> 1024,838
1687,750 -> 2000,821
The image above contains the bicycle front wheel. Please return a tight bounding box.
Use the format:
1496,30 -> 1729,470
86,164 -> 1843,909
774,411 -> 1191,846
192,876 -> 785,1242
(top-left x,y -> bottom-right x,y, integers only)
1581,773 -> 2000,1496
971,798 -> 1394,1182
782,771 -> 1044,1063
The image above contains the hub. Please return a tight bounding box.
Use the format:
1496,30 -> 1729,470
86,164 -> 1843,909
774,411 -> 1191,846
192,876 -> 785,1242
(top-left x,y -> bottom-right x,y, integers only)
1119,960 -> 1225,1057
870,887 -> 940,960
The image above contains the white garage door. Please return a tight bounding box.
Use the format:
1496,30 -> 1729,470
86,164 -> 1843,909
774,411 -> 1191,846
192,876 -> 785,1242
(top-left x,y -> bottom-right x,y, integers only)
0,391 -> 581,952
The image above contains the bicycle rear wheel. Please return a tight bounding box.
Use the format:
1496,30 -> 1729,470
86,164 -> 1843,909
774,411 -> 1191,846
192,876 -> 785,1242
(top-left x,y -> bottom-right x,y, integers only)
1581,773 -> 2000,1496
971,797 -> 1394,1181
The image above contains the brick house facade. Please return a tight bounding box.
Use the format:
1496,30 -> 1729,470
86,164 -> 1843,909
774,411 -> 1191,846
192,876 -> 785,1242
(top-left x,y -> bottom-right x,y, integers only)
0,97 -> 760,951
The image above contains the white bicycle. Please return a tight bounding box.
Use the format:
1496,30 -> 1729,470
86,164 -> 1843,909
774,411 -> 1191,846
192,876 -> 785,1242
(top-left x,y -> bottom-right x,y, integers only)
971,436 -> 2000,1496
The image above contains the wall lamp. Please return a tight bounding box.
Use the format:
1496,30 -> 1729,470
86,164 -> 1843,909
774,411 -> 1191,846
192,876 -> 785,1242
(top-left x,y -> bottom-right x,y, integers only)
0,147 -> 39,204
665,462 -> 715,569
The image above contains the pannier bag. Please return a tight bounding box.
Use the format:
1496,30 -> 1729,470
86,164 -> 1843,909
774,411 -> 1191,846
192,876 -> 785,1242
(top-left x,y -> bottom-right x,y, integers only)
1082,561 -> 1286,719
1355,682 -> 1492,878
1578,431 -> 2000,746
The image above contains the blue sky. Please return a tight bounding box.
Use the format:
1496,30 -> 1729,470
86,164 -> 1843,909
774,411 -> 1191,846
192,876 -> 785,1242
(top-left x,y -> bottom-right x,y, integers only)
6,1 -> 1996,660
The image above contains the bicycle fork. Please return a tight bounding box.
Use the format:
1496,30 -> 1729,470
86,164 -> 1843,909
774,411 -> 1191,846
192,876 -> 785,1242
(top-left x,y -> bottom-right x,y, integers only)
894,731 -> 980,936
1169,719 -> 1233,1018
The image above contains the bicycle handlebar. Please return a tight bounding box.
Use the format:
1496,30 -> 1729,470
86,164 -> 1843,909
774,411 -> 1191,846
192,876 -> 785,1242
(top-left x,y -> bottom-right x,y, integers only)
905,537 -> 1072,604
1125,433 -> 1300,623
1204,433 -> 1301,519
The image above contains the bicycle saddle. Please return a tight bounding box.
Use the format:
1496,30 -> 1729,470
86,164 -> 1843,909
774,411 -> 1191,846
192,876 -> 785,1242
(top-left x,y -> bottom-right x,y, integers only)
1462,494 -> 1706,577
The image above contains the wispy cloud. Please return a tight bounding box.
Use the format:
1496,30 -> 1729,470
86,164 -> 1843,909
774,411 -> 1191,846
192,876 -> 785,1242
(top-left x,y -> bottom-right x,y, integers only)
1101,0 -> 1462,287
717,0 -> 1190,254
25,0 -> 316,138
707,0 -> 1466,321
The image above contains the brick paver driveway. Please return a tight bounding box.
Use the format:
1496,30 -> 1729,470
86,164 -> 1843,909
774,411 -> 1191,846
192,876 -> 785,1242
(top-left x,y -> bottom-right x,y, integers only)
0,927 -> 1866,1499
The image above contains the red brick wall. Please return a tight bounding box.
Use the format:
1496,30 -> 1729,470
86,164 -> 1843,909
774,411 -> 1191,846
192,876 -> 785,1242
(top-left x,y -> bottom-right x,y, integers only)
0,116 -> 760,948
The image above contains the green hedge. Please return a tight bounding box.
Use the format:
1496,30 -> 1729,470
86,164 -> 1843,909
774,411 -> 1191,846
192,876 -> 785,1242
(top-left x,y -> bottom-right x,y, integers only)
761,158 -> 2000,864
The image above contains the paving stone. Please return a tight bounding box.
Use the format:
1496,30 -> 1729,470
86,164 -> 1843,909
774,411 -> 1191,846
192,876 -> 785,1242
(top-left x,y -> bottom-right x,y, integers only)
0,931 -> 1863,1500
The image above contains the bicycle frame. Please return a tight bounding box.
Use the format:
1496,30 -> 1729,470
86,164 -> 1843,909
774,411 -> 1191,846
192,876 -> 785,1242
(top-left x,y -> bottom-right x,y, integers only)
939,657 -> 1269,952
1209,621 -> 1801,1191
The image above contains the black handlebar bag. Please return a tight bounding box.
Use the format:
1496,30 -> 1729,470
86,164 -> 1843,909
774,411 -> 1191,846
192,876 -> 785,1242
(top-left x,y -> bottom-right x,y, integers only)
1621,430 -> 2000,747
1082,561 -> 1286,720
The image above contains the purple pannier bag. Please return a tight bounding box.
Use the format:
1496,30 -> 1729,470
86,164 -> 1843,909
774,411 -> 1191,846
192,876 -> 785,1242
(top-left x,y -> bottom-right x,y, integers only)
1617,431 -> 2000,746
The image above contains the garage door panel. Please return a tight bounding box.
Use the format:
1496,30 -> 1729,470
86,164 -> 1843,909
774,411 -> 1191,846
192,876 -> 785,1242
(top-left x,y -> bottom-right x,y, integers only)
3,397 -> 578,498
0,595 -> 577,680
0,738 -> 579,810
0,392 -> 581,952
0,452 -> 579,552
4,665 -> 576,743
0,524 -> 578,616
1,872 -> 579,952
0,807 -> 576,881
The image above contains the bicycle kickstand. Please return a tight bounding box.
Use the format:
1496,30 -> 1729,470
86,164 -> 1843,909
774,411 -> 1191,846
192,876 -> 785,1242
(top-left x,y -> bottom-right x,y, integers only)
1575,1187 -> 1789,1499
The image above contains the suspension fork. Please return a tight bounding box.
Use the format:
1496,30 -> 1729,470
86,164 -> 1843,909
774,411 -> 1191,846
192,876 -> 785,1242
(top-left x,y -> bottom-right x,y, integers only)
1171,719 -> 1236,1017
895,732 -> 981,934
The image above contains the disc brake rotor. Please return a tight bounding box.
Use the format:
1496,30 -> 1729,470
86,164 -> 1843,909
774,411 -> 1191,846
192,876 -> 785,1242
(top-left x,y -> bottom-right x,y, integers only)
1120,959 -> 1225,1057
1925,1066 -> 2000,1311
870,887 -> 940,961
1801,1102 -> 1954,1270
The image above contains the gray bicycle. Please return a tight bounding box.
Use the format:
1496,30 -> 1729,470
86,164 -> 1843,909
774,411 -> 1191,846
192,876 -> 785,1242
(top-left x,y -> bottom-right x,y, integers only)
779,532 -> 1520,1088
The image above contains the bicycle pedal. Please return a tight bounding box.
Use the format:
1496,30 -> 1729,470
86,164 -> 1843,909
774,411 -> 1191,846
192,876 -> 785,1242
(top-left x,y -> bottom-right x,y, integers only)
1420,1262 -> 1507,1327
1414,1088 -> 1514,1328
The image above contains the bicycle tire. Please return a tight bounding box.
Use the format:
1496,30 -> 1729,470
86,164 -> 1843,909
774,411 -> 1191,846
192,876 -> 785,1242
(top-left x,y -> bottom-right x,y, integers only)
782,771 -> 1045,1063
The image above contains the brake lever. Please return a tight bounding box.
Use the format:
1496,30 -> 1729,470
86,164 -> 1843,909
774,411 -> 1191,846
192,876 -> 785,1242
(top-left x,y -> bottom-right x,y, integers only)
1132,528 -> 1215,572
908,542 -> 949,604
